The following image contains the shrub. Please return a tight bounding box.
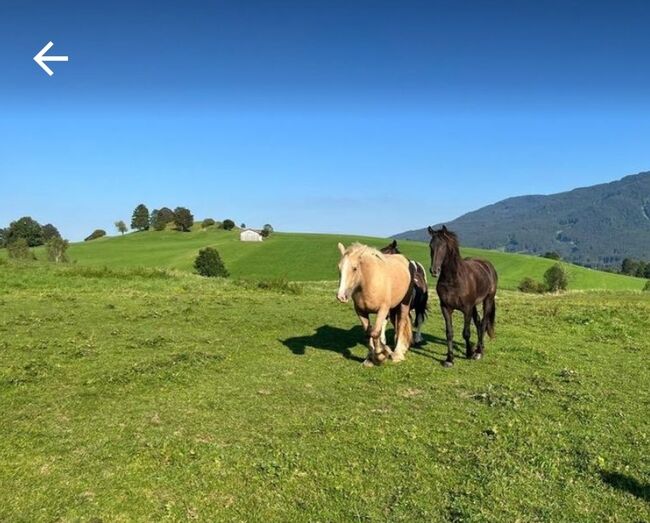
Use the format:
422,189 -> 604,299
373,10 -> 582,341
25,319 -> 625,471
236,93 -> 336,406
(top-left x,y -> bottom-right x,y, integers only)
541,251 -> 561,260
544,264 -> 568,292
7,238 -> 35,260
46,237 -> 69,263
174,207 -> 194,232
643,280 -> 650,292
202,218 -> 216,228
221,219 -> 235,231
518,277 -> 546,293
84,229 -> 106,241
260,228 -> 270,238
194,247 -> 229,277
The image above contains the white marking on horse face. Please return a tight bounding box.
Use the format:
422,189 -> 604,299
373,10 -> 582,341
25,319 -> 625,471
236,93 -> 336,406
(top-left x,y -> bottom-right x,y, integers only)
337,256 -> 350,302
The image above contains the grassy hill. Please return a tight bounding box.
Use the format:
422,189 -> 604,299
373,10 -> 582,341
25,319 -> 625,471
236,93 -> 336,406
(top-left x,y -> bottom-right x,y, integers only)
14,227 -> 647,290
395,171 -> 650,268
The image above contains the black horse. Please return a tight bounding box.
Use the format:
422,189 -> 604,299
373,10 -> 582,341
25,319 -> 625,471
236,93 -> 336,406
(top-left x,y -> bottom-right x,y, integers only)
380,240 -> 429,344
427,226 -> 498,367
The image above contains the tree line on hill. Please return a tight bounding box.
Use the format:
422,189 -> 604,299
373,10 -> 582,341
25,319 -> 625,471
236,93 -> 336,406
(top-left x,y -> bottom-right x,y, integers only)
620,258 -> 650,279
0,216 -> 69,263
100,203 -> 273,239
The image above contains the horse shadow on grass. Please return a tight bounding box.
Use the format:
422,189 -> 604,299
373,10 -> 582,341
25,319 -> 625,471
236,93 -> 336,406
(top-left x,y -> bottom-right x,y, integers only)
410,332 -> 468,363
281,325 -> 367,362
281,326 -> 467,364
600,471 -> 650,502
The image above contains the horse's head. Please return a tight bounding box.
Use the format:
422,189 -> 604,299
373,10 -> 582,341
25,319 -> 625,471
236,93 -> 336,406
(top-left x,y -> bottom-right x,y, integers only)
336,243 -> 383,303
380,239 -> 400,255
427,225 -> 457,277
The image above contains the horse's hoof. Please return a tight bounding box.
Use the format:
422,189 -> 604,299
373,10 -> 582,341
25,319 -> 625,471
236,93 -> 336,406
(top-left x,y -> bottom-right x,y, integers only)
362,358 -> 375,368
391,353 -> 405,363
472,352 -> 483,360
442,360 -> 454,368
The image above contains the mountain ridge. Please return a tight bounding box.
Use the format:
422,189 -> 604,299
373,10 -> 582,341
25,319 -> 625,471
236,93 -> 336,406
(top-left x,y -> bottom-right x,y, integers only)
393,171 -> 650,267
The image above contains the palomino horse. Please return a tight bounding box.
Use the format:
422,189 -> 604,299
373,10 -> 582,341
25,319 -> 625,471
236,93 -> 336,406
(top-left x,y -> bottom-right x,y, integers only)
428,226 -> 498,367
380,240 -> 428,345
336,242 -> 414,366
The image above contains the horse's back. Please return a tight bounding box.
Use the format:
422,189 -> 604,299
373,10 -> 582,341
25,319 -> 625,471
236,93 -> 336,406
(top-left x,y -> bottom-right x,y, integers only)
464,257 -> 498,295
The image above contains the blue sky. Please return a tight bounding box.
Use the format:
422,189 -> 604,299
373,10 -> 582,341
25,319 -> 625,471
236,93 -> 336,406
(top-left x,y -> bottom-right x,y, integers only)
1,0 -> 649,240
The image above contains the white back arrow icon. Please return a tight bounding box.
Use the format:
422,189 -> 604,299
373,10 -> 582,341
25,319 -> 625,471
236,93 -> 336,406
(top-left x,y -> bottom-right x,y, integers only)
34,41 -> 69,76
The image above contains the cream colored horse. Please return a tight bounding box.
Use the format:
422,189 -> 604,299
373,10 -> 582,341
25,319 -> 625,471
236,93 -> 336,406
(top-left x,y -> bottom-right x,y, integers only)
336,242 -> 413,366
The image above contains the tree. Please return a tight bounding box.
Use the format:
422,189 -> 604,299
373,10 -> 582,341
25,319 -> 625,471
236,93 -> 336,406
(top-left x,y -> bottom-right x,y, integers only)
240,223 -> 246,229
644,280 -> 650,292
621,258 -> 639,275
202,218 -> 216,228
544,264 -> 568,292
131,204 -> 150,231
84,229 -> 106,241
541,251 -> 561,260
194,247 -> 229,277
46,237 -> 69,263
7,238 -> 35,260
41,224 -> 61,242
260,228 -> 270,238
173,207 -> 194,232
151,207 -> 175,231
7,216 -> 43,246
222,219 -> 235,231
0,228 -> 7,248
263,224 -> 274,233
115,220 -> 128,235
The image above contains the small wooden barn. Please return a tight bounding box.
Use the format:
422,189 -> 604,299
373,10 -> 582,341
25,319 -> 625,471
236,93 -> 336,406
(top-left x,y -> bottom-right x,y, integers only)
239,228 -> 264,242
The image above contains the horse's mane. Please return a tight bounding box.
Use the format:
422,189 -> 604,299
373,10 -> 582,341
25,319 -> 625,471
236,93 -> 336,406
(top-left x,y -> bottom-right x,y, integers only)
433,228 -> 461,267
346,242 -> 386,261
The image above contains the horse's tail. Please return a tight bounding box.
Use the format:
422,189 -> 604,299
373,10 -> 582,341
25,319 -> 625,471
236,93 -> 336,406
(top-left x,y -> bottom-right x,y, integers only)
485,295 -> 496,339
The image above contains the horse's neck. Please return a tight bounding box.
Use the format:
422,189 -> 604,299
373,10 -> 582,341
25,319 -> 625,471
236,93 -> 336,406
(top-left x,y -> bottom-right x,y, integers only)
440,247 -> 462,281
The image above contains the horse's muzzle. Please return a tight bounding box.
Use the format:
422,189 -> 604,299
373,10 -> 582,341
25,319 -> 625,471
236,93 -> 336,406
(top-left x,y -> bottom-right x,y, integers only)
430,267 -> 440,278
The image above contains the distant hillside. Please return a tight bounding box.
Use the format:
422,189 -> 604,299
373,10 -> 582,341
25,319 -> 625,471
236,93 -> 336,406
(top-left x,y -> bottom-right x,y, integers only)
394,171 -> 650,267
2,228 -> 644,291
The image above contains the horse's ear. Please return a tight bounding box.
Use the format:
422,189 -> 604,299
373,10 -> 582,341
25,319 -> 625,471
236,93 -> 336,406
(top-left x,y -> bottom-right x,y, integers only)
427,226 -> 434,236
442,225 -> 448,233
337,242 -> 346,256
391,240 -> 397,248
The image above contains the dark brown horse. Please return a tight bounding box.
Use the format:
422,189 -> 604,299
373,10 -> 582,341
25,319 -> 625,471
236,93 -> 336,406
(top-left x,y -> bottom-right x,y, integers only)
380,240 -> 428,344
427,226 -> 498,367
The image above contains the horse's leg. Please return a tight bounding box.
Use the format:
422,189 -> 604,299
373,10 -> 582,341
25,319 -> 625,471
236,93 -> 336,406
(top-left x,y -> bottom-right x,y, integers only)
380,318 -> 388,345
462,313 -> 471,358
391,303 -> 412,363
472,306 -> 484,358
441,305 -> 454,367
356,310 -> 375,367
370,305 -> 392,365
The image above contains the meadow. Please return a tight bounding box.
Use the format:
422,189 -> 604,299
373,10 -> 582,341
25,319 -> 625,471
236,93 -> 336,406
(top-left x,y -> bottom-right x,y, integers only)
1,260 -> 648,521
7,227 -> 645,291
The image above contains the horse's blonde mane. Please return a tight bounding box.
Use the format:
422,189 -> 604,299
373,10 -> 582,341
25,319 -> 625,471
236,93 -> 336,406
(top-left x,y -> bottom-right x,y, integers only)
345,242 -> 386,261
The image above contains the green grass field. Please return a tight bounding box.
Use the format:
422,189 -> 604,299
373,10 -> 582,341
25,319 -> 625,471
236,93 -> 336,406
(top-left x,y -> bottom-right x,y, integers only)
0,262 -> 648,521
9,227 -> 646,290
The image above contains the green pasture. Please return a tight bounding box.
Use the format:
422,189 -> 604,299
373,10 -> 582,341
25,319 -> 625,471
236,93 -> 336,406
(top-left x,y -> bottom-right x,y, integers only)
0,262 -> 648,521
